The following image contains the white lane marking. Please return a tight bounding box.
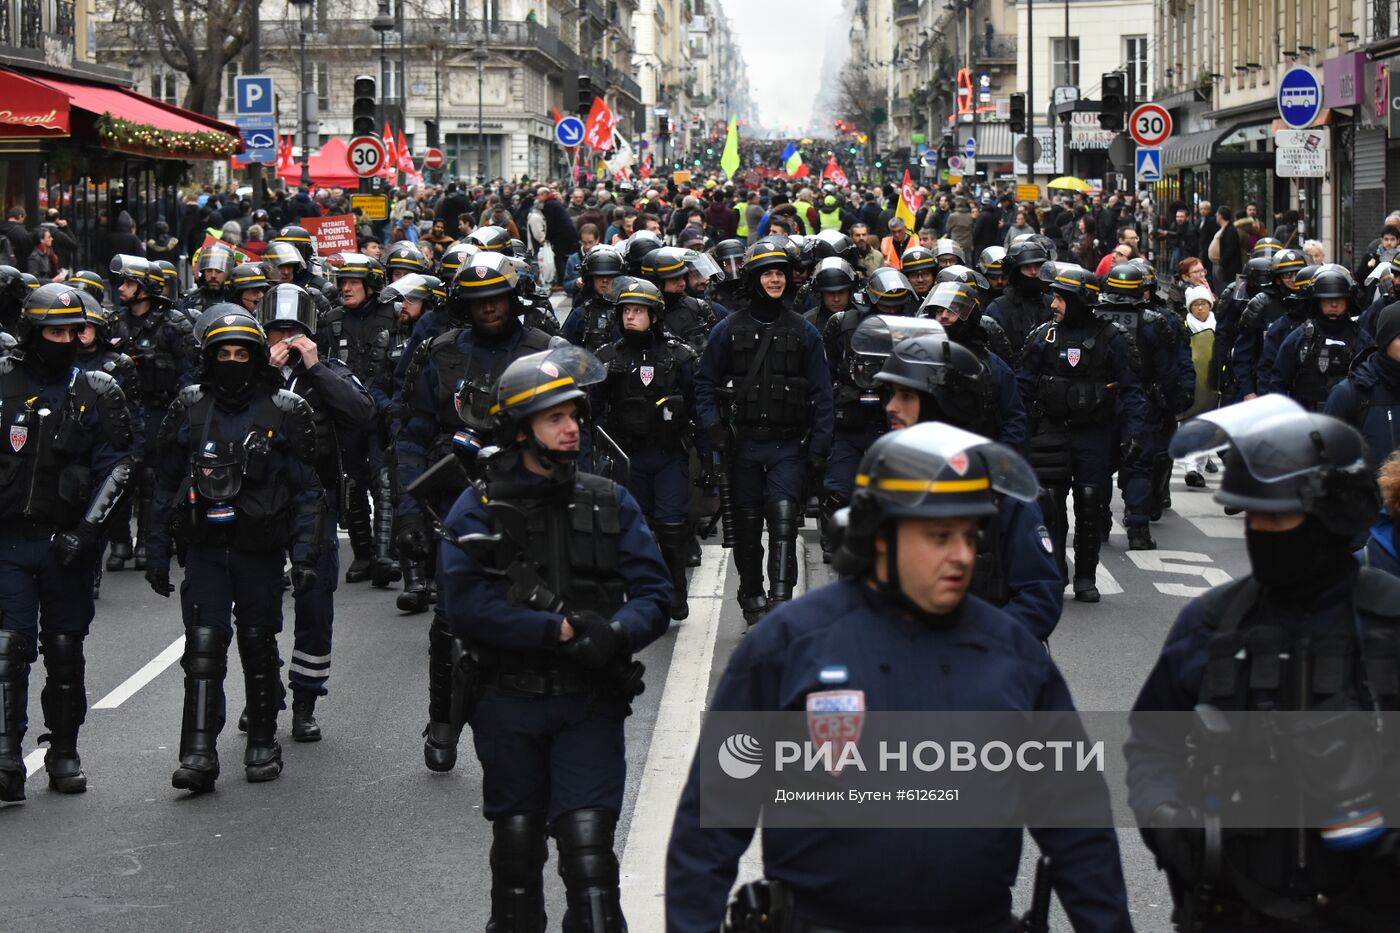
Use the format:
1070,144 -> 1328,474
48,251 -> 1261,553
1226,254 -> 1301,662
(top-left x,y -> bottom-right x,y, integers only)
1127,550 -> 1233,598
24,748 -> 45,777
620,545 -> 728,927
91,636 -> 186,710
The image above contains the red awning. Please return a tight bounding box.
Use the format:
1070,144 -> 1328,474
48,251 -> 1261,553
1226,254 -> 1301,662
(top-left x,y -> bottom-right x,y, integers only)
276,138 -> 364,189
0,69 -> 74,136
35,75 -> 235,138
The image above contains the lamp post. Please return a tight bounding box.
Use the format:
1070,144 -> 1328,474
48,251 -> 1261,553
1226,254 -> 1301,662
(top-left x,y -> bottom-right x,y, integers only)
289,0 -> 314,187
472,41 -> 488,184
372,3 -> 395,121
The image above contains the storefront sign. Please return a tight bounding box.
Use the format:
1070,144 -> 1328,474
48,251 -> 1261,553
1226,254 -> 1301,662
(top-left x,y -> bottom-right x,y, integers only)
1388,58 -> 1400,137
1324,52 -> 1365,109
0,108 -> 67,132
1067,112 -> 1114,150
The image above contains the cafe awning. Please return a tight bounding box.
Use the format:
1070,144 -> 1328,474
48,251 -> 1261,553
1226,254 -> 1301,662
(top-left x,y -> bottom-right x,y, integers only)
0,67 -> 240,160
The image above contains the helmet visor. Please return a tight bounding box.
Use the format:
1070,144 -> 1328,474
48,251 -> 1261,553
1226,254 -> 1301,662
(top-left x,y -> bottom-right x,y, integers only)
683,250 -> 722,281
850,315 -> 947,359
919,281 -> 980,321
860,423 -> 1039,508
1168,396 -> 1348,482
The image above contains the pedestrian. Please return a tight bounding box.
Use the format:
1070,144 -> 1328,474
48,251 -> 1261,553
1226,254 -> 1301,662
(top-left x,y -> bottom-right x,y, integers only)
1360,451 -> 1400,574
1003,206 -> 1035,248
25,226 -> 63,283
0,205 -> 32,265
944,196 -> 975,257
1176,284 -> 1218,485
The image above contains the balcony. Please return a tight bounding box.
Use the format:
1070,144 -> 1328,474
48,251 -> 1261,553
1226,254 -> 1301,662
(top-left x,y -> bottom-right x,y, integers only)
891,97 -> 911,117
894,0 -> 919,22
19,0 -> 41,49
973,34 -> 1016,64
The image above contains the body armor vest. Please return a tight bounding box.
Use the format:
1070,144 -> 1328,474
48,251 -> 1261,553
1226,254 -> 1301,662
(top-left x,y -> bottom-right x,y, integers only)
1033,320 -> 1119,427
427,326 -> 555,454
968,509 -> 1009,607
1290,319 -> 1358,411
726,308 -> 811,440
115,308 -> 186,408
322,301 -> 397,388
995,289 -> 1050,361
578,297 -> 620,353
284,366 -> 344,486
662,295 -> 715,355
831,309 -> 886,432
598,337 -> 691,449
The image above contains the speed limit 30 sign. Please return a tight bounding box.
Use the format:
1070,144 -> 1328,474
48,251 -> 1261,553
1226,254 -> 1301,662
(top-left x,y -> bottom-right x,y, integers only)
1129,104 -> 1173,148
347,135 -> 388,177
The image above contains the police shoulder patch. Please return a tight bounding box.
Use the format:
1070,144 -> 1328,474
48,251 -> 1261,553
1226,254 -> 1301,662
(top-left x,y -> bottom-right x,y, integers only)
1037,524 -> 1053,553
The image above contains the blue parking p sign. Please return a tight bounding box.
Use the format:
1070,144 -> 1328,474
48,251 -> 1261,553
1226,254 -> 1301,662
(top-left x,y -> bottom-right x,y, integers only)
235,75 -> 275,116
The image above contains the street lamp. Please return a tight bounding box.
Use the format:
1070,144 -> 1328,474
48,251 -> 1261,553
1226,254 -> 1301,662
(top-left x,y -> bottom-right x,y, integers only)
372,0 -> 395,128
472,42 -> 488,184
289,0 -> 314,187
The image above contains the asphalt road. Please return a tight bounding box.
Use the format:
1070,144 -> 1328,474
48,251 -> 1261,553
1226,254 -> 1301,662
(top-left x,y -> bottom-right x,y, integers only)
0,456 -> 1247,932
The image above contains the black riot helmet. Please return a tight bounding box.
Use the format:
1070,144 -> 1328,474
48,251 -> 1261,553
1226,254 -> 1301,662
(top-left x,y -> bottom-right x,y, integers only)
900,246 -> 938,276
1101,262 -> 1147,306
0,264 -> 26,304
380,272 -> 441,311
487,344 -> 604,465
612,276 -> 665,322
110,254 -> 165,304
978,246 -> 1007,281
78,289 -> 114,336
1251,237 -> 1284,260
918,280 -> 982,324
385,242 -> 430,278
1041,262 -> 1101,306
622,230 -> 664,275
200,304 -> 268,358
832,423 -> 1039,586
933,238 -> 967,267
330,252 -> 386,295
580,245 -> 625,279
273,224 -> 315,265
811,257 -> 858,293
1007,237 -> 1050,269
742,238 -> 794,298
261,241 -> 306,274
849,314 -> 946,390
18,282 -> 89,340
228,263 -> 270,297
874,330 -> 988,429
69,270 -> 107,304
197,245 -> 238,277
1244,256 -> 1274,294
712,238 -> 746,279
154,260 -> 179,296
449,251 -> 520,316
640,246 -> 690,282
466,225 -> 512,253
257,283 -> 318,336
1271,248 -> 1307,290
864,268 -> 916,313
808,229 -> 859,266
936,265 -> 993,320
437,241 -> 476,280
1169,395 -> 1378,536
1308,263 -> 1358,315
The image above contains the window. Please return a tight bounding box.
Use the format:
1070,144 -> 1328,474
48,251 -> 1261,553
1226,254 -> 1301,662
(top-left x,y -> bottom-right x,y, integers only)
312,62 -> 330,111
150,69 -> 178,106
1050,37 -> 1078,87
224,62 -> 240,102
381,60 -> 404,102
1125,36 -> 1148,101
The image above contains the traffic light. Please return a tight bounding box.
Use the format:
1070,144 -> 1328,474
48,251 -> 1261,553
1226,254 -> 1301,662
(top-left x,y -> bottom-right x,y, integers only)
1009,93 -> 1026,134
848,146 -> 857,154
577,74 -> 593,115
874,159 -> 883,169
658,115 -> 670,136
425,119 -> 439,149
1100,72 -> 1125,131
352,75 -> 377,137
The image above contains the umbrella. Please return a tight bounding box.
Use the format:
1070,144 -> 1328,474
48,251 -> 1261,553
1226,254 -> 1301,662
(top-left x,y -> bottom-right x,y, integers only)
1047,176 -> 1093,192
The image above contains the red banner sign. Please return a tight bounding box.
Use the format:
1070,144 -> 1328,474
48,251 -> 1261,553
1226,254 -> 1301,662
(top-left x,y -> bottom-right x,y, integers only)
303,214 -> 358,256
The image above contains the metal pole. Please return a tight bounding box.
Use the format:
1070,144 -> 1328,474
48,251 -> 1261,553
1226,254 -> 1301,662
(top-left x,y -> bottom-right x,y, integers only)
476,45 -> 486,184
434,46 -> 443,184
299,20 -> 311,186
245,0 -> 263,211
1026,0 -> 1034,187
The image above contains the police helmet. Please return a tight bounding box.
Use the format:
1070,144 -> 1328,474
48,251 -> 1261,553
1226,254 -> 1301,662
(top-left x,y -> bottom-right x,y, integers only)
330,252 -> 386,294
919,280 -> 981,322
1244,256 -> 1274,292
19,283 -> 89,339
978,246 -> 1007,279
622,231 -> 664,272
487,344 -> 605,447
0,265 -> 26,305
1169,395 -> 1378,536
713,238 -> 747,278
262,241 -> 306,271
1006,238 -> 1050,269
1101,262 -> 1147,305
580,245 -> 625,279
197,245 -> 237,275
744,238 -> 794,275
451,251 -> 520,301
935,264 -> 992,293
257,283 -> 318,336
864,268 -> 916,312
900,246 -> 938,274
154,260 -> 179,292
79,290 -> 114,334
68,270 -> 107,304
1291,265 -> 1320,296
380,273 -> 440,309
20,273 -> 39,292
873,332 -> 987,428
274,225 -> 315,264
385,242 -> 430,276
1040,262 -> 1101,305
612,276 -> 665,317
640,246 -> 690,282
466,225 -> 512,253
786,235 -> 809,269
809,229 -> 859,266
811,257 -> 858,293
933,238 -> 967,266
832,422 -> 1039,576
228,263 -> 270,295
1129,257 -> 1157,293
200,304 -> 268,355
681,248 -> 722,283
1309,264 -> 1357,306
109,254 -> 160,296
1250,237 -> 1284,259
1271,248 -> 1307,284
437,241 -> 476,279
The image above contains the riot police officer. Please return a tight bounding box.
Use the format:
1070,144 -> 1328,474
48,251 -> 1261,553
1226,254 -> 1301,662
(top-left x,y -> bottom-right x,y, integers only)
1128,395 -> 1399,931
259,284 -> 375,739
465,224 -> 512,254
804,256 -> 859,337
987,237 -> 1053,362
228,263 -> 271,315
321,253 -> 398,586
592,278 -> 697,621
0,283 -> 134,802
108,254 -> 197,572
979,245 -> 1009,294
933,236 -> 967,269
438,345 -> 670,932
562,244 -> 624,352
666,422 -> 1132,932
384,241 -> 430,283
147,305 -> 321,793
681,247 -> 729,318
1325,302 -> 1400,468
0,264 -> 26,339
1212,254 -> 1274,402
272,224 -> 339,306
1274,264 -> 1362,412
177,244 -> 236,319
710,237 -> 747,310
620,229 -> 663,277
1255,262 -> 1317,393
1016,263 -> 1150,602
397,251 -> 557,768
641,246 -> 717,356
875,332 -> 1063,639
695,239 -> 834,625
900,244 -> 938,300
1231,248 -> 1307,401
262,241 -> 333,318
68,269 -> 107,308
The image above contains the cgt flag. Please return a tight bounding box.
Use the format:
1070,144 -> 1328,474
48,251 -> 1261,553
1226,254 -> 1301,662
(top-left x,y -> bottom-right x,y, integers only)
823,156 -> 848,187
895,169 -> 920,230
583,96 -> 617,152
380,121 -> 397,178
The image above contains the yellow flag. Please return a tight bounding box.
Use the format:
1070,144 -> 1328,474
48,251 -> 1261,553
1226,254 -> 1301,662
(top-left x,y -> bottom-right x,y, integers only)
720,117 -> 741,177
894,169 -> 918,229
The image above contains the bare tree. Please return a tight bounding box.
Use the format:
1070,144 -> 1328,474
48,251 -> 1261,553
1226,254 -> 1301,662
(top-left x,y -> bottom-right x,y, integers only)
102,0 -> 257,116
836,64 -> 883,135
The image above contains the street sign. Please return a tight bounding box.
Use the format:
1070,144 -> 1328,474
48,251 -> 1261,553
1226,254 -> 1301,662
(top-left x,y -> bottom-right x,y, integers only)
1135,147 -> 1162,181
964,137 -> 977,158
1278,66 -> 1324,129
235,114 -> 276,131
351,194 -> 389,221
1129,103 -> 1172,147
422,147 -> 446,170
1275,128 -> 1328,178
923,149 -> 939,168
346,135 -> 387,177
1275,128 -> 1329,150
235,75 -> 274,116
1108,133 -> 1136,169
946,155 -> 964,173
555,117 -> 585,147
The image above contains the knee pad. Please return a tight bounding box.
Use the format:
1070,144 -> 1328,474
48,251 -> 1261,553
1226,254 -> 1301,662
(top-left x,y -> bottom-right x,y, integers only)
764,499 -> 800,538
1072,483 -> 1103,521
491,812 -> 549,884
0,629 -> 38,668
235,626 -> 281,677
553,808 -> 620,890
182,626 -> 230,679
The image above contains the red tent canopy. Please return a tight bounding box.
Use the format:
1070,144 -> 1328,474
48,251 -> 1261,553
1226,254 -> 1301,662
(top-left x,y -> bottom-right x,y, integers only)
276,137 -> 361,188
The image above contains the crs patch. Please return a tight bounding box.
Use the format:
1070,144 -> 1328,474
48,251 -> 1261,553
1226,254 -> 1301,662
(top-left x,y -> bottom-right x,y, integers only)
1066,348 -> 1082,367
639,364 -> 654,386
1036,524 -> 1053,553
807,689 -> 864,774
9,424 -> 27,452
540,361 -> 560,378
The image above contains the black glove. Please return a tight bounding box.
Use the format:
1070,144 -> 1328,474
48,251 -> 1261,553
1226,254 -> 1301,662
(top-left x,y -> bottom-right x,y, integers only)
705,423 -> 730,454
145,565 -> 174,598
51,520 -> 99,566
1142,802 -> 1203,884
397,513 -> 431,560
563,612 -> 629,670
290,562 -> 318,596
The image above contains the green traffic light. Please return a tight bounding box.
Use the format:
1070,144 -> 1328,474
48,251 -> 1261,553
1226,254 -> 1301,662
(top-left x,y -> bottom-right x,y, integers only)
693,159 -> 701,166
849,147 -> 856,154
673,162 -> 681,169
706,148 -> 714,155
874,160 -> 883,168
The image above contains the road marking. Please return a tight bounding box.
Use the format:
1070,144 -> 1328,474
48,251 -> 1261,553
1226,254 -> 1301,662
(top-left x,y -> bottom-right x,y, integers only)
620,545 -> 728,927
92,636 -> 186,710
1127,550 -> 1232,598
1062,561 -> 1124,596
24,748 -> 44,777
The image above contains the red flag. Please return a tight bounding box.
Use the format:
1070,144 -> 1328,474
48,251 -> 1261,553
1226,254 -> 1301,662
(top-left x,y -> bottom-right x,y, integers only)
793,162 -> 811,179
552,105 -> 565,126
582,97 -> 617,152
823,157 -> 848,187
397,129 -> 415,174
380,122 -> 397,178
276,134 -> 294,175
639,152 -> 652,180
901,169 -> 922,211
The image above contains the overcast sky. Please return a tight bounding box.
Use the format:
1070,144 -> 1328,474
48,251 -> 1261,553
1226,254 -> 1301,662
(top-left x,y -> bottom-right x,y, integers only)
717,0 -> 843,133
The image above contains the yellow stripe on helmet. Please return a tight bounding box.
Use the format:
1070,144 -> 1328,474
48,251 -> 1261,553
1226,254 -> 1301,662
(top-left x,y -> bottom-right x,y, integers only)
205,325 -> 264,340
489,375 -> 576,415
749,251 -> 786,262
854,475 -> 992,493
1055,275 -> 1101,291
459,275 -> 508,288
617,291 -> 658,302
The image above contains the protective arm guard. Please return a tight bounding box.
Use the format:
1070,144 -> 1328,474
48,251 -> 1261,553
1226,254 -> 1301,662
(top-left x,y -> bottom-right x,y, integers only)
81,458 -> 134,527
82,370 -> 134,451
270,389 -> 320,467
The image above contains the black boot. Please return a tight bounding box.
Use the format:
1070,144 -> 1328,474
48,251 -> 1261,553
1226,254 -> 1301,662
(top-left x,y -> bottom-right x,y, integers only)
485,813 -> 548,933
656,522 -> 690,621
371,467 -> 402,588
291,692 -> 322,743
105,541 -> 132,572
686,531 -> 702,568
555,808 -> 627,932
39,634 -> 87,794
398,560 -> 432,613
172,626 -> 228,794
343,479 -> 374,583
765,499 -> 800,608
818,492 -> 847,564
237,627 -> 284,783
133,473 -> 153,571
0,631 -> 34,803
1072,484 -> 1103,603
1127,524 -> 1157,551
733,507 -> 767,626
1151,452 -> 1173,520
423,615 -> 462,772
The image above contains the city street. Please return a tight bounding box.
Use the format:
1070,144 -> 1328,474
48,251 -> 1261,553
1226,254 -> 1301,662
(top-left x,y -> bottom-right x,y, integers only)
2,460 -> 1247,933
